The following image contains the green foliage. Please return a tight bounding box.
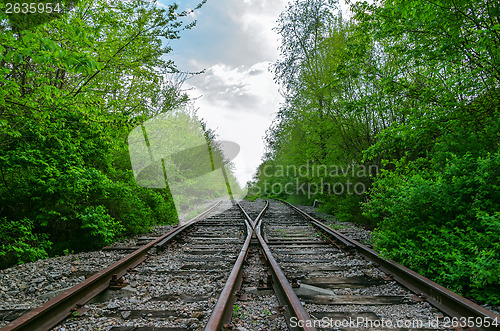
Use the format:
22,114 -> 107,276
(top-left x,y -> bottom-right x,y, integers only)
254,0 -> 500,305
320,192 -> 366,224
354,0 -> 500,304
0,0 -> 209,268
0,217 -> 52,266
78,205 -> 124,247
252,1 -> 379,223
284,194 -> 310,207
365,153 -> 500,303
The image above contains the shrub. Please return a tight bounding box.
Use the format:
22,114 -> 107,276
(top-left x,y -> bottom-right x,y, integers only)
0,217 -> 52,269
365,153 -> 500,304
78,205 -> 124,248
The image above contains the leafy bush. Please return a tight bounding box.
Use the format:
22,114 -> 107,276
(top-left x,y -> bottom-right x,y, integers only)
139,188 -> 177,225
78,205 -> 124,248
364,153 -> 500,304
320,193 -> 368,224
0,217 -> 52,268
0,0 -> 207,269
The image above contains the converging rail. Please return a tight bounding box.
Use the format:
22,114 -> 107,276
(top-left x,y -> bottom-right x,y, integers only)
275,199 -> 500,331
253,201 -> 316,331
1,199 -> 499,331
204,201 -> 254,330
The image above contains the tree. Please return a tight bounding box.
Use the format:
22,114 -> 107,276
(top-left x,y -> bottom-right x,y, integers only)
253,0 -> 500,304
0,0 -> 209,267
354,0 -> 500,304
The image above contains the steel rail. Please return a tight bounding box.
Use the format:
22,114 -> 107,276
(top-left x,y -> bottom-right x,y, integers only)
204,201 -> 258,330
254,201 -> 317,331
251,202 -> 268,229
279,199 -> 500,331
284,203 -> 354,249
236,202 -> 255,229
1,201 -> 222,331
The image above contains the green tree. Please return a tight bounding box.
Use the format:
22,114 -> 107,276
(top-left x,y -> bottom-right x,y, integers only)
262,1 -> 393,222
253,0 -> 500,304
0,0 -> 209,267
354,0 -> 500,303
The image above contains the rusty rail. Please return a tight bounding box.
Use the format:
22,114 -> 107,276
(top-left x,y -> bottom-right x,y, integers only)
279,199 -> 500,331
1,201 -> 222,331
204,201 -> 257,330
255,201 -> 317,331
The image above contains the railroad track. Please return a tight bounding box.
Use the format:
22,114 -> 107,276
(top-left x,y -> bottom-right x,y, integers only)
1,200 -> 499,330
1,200 -> 238,330
258,201 -> 440,331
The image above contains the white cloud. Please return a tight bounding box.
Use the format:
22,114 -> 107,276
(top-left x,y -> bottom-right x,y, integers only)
185,62 -> 282,184
164,0 -> 289,185
224,0 -> 288,60
187,62 -> 280,117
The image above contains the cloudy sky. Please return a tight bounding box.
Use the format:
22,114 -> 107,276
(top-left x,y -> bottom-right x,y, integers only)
159,0 -> 348,186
